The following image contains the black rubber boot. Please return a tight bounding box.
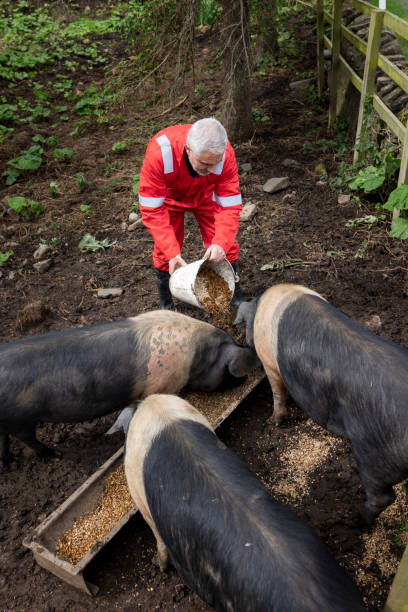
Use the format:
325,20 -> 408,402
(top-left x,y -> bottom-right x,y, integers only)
154,268 -> 174,310
230,261 -> 243,306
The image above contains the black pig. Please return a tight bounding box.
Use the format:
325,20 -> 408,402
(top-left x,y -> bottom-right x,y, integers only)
125,394 -> 365,612
0,310 -> 258,463
235,283 -> 408,523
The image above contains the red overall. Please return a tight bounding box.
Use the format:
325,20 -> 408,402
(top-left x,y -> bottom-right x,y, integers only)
138,124 -> 242,271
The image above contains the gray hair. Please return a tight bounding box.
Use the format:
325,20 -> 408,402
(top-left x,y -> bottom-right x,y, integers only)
186,117 -> 228,155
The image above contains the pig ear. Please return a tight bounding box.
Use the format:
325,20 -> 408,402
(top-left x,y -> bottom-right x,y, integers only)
105,406 -> 137,437
233,300 -> 251,325
225,345 -> 260,378
233,300 -> 257,348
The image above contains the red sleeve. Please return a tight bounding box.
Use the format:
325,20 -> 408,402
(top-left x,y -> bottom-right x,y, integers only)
212,143 -> 242,252
138,139 -> 180,261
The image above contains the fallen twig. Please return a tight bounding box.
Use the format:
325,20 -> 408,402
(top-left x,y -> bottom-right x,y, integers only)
146,95 -> 188,120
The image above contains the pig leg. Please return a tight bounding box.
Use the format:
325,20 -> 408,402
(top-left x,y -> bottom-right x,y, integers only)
264,367 -> 288,427
361,483 -> 396,524
151,525 -> 169,571
353,455 -> 397,523
11,423 -> 57,459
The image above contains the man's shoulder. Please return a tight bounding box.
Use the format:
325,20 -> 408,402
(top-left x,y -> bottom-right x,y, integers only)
151,124 -> 191,144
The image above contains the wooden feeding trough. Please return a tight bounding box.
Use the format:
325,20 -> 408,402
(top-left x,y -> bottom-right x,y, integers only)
23,369 -> 266,595
384,543 -> 408,612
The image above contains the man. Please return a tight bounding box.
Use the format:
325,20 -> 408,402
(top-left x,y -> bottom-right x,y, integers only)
138,117 -> 243,310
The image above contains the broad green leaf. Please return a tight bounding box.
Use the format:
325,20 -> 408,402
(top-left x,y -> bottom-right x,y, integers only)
383,184 -> 408,211
3,167 -> 20,185
390,216 -> 408,239
79,204 -> 92,213
78,233 -> 116,253
383,153 -> 401,178
8,145 -> 43,170
53,147 -> 75,161
8,196 -> 44,216
0,250 -> 13,266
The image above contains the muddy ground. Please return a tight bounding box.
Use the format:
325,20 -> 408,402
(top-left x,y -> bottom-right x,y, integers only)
1,6 -> 408,612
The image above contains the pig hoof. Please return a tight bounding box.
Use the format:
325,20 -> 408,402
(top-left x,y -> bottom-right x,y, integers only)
265,416 -> 280,432
152,553 -> 168,572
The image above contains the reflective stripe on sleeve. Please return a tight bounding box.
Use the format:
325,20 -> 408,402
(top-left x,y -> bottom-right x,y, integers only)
139,195 -> 165,208
212,152 -> 225,175
156,134 -> 174,174
215,193 -> 242,207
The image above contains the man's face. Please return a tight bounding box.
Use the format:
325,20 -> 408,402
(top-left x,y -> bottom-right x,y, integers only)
185,144 -> 223,176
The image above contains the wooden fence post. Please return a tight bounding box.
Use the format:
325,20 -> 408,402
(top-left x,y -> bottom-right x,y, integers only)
384,542 -> 408,611
353,9 -> 384,164
328,0 -> 343,129
317,0 -> 325,97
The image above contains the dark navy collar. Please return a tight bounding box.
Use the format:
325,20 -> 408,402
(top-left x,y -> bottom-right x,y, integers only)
184,148 -> 199,178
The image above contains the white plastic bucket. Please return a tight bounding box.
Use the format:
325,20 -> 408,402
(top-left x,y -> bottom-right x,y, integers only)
169,258 -> 237,310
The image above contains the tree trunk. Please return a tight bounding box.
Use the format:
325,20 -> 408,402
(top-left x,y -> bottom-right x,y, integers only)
220,0 -> 253,143
253,0 -> 279,65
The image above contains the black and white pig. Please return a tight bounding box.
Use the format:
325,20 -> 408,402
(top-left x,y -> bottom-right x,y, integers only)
234,283 -> 408,523
0,310 -> 259,463
124,393 -> 365,612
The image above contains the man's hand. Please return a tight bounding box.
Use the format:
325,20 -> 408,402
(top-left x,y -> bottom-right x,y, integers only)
169,254 -> 188,275
204,244 -> 226,263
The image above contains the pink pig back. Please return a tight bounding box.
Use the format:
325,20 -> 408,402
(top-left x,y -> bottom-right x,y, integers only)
128,311 -> 215,398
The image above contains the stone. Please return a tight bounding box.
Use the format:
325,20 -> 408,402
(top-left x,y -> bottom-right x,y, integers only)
128,212 -> 140,223
33,244 -> 51,260
262,177 -> 290,193
240,202 -> 257,222
33,259 -> 52,273
289,78 -> 312,93
282,158 -> 298,168
240,162 -> 252,173
379,83 -> 395,96
97,288 -> 124,298
338,194 -> 351,205
382,41 -> 403,55
384,87 -> 404,104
